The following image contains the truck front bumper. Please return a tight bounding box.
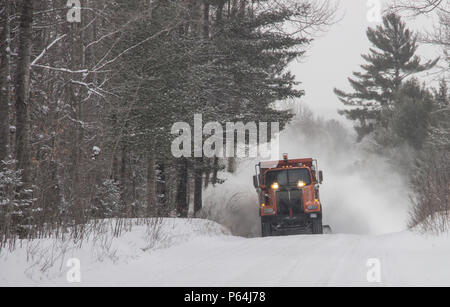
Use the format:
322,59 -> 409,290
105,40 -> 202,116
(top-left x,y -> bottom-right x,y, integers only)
262,213 -> 321,233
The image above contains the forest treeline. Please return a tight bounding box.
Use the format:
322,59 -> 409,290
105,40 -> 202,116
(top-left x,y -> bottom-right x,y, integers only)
0,0 -> 335,244
0,0 -> 448,246
337,1 -> 449,233
388,1 -> 449,232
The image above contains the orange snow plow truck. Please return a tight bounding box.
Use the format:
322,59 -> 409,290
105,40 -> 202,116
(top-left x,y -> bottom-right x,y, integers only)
253,154 -> 325,237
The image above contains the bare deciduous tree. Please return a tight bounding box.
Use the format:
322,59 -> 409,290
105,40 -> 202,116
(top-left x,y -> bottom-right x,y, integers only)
0,0 -> 11,167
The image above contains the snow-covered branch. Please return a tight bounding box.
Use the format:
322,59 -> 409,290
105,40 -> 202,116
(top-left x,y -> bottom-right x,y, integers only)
31,34 -> 67,66
31,64 -> 88,74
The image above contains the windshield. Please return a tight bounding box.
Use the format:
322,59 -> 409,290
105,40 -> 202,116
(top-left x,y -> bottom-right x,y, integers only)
265,168 -> 311,187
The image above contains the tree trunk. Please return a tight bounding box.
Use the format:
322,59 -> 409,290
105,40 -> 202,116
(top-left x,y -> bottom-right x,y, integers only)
188,168 -> 195,216
191,0 -> 202,35
216,0 -> 225,24
156,161 -> 167,215
204,158 -> 211,188
120,143 -> 129,208
14,0 -> 33,185
202,1 -> 210,38
146,154 -> 156,215
0,0 -> 10,166
231,0 -> 239,16
212,155 -> 219,185
176,158 -> 188,217
193,157 -> 203,215
227,157 -> 236,173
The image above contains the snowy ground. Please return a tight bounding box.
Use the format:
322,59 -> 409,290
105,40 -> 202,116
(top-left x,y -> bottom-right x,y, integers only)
1,218 -> 449,287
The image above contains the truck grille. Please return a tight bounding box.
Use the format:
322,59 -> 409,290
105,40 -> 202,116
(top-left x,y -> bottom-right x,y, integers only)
276,190 -> 303,215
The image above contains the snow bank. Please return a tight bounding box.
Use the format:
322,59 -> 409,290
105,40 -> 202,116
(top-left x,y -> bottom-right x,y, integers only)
1,218 -> 450,286
0,218 -> 230,286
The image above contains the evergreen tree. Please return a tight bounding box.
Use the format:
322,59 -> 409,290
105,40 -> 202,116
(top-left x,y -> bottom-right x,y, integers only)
429,78 -> 450,147
334,13 -> 438,141
434,78 -> 449,111
107,0 -> 312,215
389,78 -> 434,150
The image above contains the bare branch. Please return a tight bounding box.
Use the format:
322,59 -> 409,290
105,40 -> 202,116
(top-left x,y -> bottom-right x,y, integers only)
31,34 -> 67,66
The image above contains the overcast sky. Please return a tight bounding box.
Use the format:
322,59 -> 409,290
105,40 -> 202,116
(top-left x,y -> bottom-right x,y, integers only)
291,0 -> 442,123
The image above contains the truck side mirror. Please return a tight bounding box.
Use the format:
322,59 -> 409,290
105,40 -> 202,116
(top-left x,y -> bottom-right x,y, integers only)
319,171 -> 324,184
253,175 -> 259,188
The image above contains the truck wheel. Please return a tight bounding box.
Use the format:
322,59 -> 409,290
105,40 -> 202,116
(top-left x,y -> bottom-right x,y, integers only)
261,223 -> 272,237
312,218 -> 323,235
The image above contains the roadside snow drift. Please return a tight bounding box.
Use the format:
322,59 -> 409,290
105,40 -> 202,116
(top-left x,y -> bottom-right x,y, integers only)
1,218 -> 450,286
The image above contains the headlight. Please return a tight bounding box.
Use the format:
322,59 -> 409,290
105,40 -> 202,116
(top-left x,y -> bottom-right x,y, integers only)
271,182 -> 279,190
297,181 -> 306,188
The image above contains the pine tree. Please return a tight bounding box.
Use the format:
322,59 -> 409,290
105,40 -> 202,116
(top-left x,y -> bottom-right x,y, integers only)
334,13 -> 438,141
389,78 -> 434,150
108,0 -> 312,215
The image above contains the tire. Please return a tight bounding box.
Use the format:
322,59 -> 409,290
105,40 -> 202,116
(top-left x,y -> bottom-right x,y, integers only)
261,223 -> 272,237
311,217 -> 323,234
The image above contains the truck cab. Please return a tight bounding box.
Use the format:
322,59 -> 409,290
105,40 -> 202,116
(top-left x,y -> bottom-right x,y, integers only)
253,154 -> 324,236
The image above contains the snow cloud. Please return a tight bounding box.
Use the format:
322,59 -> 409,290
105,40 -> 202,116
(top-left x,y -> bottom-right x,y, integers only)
203,108 -> 411,236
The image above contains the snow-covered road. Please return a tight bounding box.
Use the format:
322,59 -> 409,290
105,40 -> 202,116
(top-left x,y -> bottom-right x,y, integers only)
84,232 -> 450,287
1,219 -> 449,287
